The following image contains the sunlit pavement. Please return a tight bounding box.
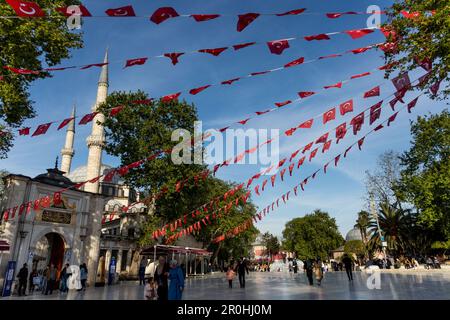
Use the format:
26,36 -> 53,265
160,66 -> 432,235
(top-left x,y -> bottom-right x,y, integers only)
4,270 -> 450,300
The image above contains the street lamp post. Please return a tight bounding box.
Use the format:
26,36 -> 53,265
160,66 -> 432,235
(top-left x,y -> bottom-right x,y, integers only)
370,196 -> 388,268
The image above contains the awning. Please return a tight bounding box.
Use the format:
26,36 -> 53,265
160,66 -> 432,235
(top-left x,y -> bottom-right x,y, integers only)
141,244 -> 212,257
0,240 -> 10,251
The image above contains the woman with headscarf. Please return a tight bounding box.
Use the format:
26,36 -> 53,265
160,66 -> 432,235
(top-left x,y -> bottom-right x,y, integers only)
168,260 -> 185,300
314,258 -> 324,286
154,256 -> 170,300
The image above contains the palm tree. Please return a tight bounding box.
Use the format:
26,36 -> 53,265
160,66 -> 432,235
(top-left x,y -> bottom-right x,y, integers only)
368,202 -> 408,257
354,211 -> 370,244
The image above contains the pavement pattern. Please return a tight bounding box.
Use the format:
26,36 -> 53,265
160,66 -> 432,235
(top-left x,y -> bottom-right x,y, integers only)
4,270 -> 450,300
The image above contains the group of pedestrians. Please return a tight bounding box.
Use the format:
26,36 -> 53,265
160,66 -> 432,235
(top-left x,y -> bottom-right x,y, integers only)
143,256 -> 185,300
224,257 -> 249,289
15,262 -> 88,296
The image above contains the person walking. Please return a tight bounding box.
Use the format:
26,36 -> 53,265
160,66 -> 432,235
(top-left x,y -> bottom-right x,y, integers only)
293,259 -> 298,274
168,260 -> 185,300
45,264 -> 57,295
342,254 -> 353,281
59,263 -> 71,293
314,259 -> 324,286
78,263 -> 88,291
236,258 -> 249,288
17,263 -> 28,296
304,259 -> 314,285
226,266 -> 235,288
29,269 -> 38,294
154,256 -> 170,301
144,277 -> 157,300
139,259 -> 146,285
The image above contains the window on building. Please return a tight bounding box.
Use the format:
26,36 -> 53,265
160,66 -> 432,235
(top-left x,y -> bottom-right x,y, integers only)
121,250 -> 128,271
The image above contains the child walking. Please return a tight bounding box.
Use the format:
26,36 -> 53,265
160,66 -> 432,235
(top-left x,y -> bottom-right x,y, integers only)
226,266 -> 235,288
144,277 -> 157,300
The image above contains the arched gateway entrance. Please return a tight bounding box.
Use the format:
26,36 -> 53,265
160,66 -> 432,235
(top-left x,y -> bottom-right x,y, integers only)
32,233 -> 66,276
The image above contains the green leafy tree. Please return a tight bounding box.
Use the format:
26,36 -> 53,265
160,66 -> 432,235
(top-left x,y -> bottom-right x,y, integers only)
344,240 -> 366,260
260,232 -> 280,258
354,210 -> 370,244
0,0 -> 83,157
282,210 -> 344,260
383,1 -> 450,99
396,110 -> 450,239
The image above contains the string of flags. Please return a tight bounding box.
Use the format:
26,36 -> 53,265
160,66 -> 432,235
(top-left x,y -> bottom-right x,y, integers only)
2,68 -> 437,222
13,42 -> 387,138
0,26 -> 382,78
212,92 -> 425,244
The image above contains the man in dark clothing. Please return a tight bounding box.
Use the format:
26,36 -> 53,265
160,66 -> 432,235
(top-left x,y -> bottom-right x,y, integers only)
236,258 -> 249,288
303,259 -> 314,285
17,263 -> 28,296
342,255 -> 353,281
293,260 -> 298,274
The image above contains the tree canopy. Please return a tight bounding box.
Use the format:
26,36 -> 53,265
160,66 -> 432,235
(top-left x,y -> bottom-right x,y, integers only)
384,0 -> 450,99
0,0 -> 83,158
260,232 -> 280,257
282,210 -> 344,260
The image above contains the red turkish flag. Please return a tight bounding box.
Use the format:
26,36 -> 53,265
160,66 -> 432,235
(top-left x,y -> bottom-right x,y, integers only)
316,133 -> 329,144
326,12 -> 358,19
80,63 -> 107,70
309,148 -> 318,161
288,163 -> 295,176
380,26 -> 397,41
284,57 -> 305,68
270,175 -> 276,187
161,92 -> 181,103
275,100 -> 291,108
358,137 -> 365,150
322,140 -> 332,153
124,57 -> 148,68
150,7 -> 179,24
389,96 -> 401,111
298,119 -> 313,129
233,42 -> 256,50
277,9 -> 306,16
238,118 -> 251,125
57,117 -> 75,130
324,82 -> 342,89
198,47 -> 228,56
277,158 -> 287,169
262,180 -> 268,191
4,66 -> 39,75
219,127 -> 229,133
164,52 -> 184,65
323,108 -> 336,124
297,156 -> 305,169
191,14 -> 220,22
304,34 -> 330,41
416,57 -> 432,72
335,123 -> 347,143
379,42 -> 398,54
344,146 -> 352,158
285,128 -> 297,136
280,168 -> 287,181
364,86 -> 380,98
110,106 -> 124,117
250,71 -> 269,76
302,142 -> 313,154
350,46 -> 371,54
79,112 -> 98,125
370,101 -> 382,125
323,163 -> 330,174
267,40 -> 290,55
237,13 -> 260,32
379,62 -> 397,71
345,29 -> 375,39
290,149 -> 300,162
31,123 -> 52,137
401,11 -> 421,19
388,112 -> 398,126
430,81 -> 441,96
334,155 -> 341,166
298,91 -> 315,99
6,0 -> 45,17
351,72 -> 371,79
105,5 -> 136,17
312,170 -> 319,179
319,54 -> 342,60
56,5 -> 91,16
254,185 -> 260,196
19,127 -> 30,136
189,85 -> 211,95
255,109 -> 270,115
407,97 -> 419,113
374,124 -> 384,131
350,112 -> 365,135
53,192 -> 62,206
392,73 -> 411,91
221,78 -> 240,85
339,99 -> 354,115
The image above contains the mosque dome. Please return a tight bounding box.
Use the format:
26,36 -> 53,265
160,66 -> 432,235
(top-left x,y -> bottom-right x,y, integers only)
345,228 -> 363,242
67,163 -> 123,185
34,168 -> 74,188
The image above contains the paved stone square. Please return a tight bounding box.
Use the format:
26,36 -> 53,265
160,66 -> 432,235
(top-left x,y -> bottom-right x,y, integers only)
3,270 -> 450,300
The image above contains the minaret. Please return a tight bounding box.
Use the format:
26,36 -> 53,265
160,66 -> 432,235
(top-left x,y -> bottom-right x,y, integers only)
60,105 -> 76,174
85,49 -> 108,193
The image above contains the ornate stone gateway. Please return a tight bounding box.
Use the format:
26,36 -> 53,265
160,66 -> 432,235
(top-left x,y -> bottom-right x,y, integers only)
41,210 -> 72,225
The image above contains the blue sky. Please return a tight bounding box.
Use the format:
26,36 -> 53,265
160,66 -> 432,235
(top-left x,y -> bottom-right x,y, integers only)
1,0 -> 446,238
